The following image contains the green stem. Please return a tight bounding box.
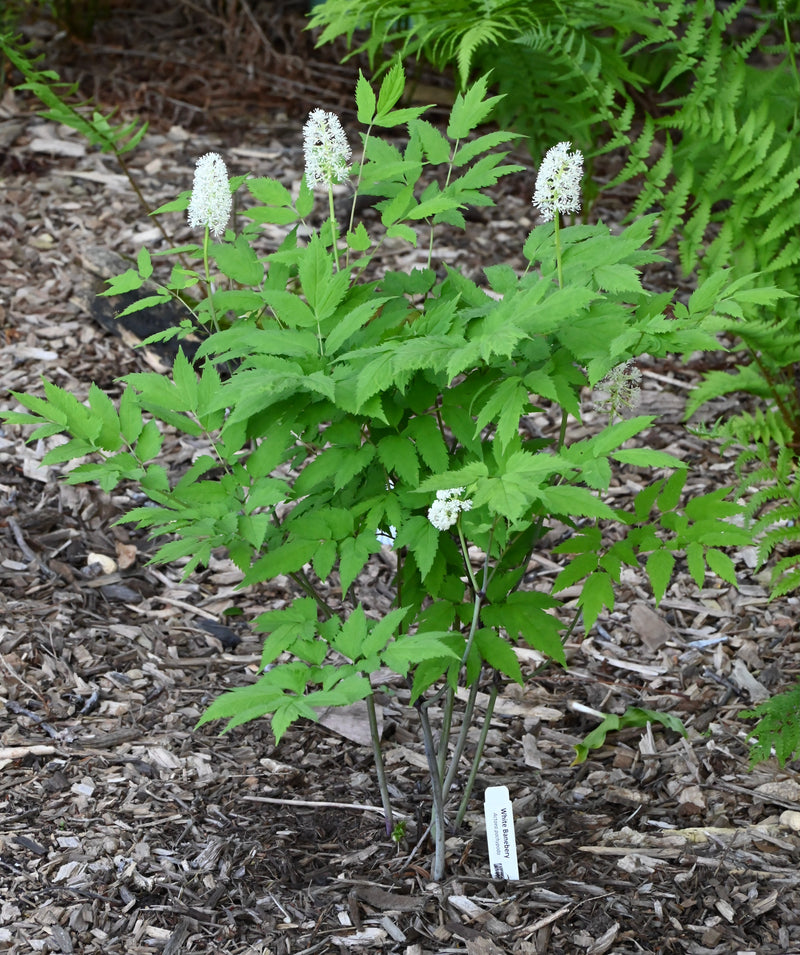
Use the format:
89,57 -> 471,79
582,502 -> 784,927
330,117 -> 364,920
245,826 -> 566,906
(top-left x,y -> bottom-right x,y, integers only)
455,678 -> 499,828
201,226 -> 220,333
328,185 -> 340,274
557,406 -> 569,451
554,215 -> 563,289
783,15 -> 800,107
366,691 -> 393,835
288,570 -> 337,621
457,521 -> 480,596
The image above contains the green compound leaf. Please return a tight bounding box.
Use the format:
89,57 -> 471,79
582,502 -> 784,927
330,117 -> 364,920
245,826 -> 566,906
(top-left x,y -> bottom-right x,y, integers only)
573,707 -> 688,764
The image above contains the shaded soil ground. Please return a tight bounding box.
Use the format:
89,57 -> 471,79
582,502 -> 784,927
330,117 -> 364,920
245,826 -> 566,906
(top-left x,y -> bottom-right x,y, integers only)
2,4 -> 800,953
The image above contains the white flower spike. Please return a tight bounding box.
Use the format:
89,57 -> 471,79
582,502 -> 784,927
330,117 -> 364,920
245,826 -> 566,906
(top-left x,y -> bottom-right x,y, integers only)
187,152 -> 232,238
533,141 -> 584,223
428,487 -> 473,532
303,108 -> 352,190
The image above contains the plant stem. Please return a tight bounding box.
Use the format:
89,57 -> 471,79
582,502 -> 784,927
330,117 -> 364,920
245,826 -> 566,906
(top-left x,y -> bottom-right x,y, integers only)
201,226 -> 220,333
366,691 -> 393,834
288,570 -> 337,620
328,186 -> 340,273
455,678 -> 499,828
437,688 -> 454,781
441,676 -> 480,802
554,215 -> 564,289
416,700 -> 446,881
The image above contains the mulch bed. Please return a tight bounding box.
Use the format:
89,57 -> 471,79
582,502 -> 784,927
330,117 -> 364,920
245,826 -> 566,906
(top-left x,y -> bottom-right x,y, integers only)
2,5 -> 800,953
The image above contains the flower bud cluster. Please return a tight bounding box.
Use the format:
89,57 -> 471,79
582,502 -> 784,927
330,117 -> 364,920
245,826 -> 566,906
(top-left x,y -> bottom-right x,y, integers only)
533,141 -> 583,223
187,152 -> 232,238
303,108 -> 352,190
427,487 -> 473,532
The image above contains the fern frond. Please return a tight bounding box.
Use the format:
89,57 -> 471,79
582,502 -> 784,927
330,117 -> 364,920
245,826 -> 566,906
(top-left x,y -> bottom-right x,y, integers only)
770,235 -> 800,273
769,559 -> 800,598
742,681 -> 800,767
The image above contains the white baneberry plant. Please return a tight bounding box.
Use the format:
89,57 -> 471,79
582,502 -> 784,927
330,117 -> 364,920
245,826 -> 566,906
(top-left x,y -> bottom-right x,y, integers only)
4,65 -> 770,880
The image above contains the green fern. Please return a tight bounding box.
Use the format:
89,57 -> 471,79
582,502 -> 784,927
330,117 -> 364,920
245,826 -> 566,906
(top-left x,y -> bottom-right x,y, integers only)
309,0 -> 544,86
308,0 -> 675,157
726,437 -> 800,597
742,681 -> 800,767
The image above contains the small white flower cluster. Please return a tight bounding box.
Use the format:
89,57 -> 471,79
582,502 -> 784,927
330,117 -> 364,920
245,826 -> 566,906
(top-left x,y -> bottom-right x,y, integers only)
303,108 -> 352,190
533,141 -> 584,223
427,487 -> 473,532
187,152 -> 232,238
593,360 -> 643,418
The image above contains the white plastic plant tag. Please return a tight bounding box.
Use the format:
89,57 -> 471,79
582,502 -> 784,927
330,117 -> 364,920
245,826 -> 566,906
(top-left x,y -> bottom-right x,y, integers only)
484,785 -> 519,880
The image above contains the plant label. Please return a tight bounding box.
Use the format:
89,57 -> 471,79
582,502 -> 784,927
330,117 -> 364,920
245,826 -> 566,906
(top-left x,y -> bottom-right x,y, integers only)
484,785 -> 519,880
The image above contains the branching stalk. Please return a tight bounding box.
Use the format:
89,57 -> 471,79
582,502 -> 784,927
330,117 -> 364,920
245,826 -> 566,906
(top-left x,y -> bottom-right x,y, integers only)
456,678 -> 499,828
416,700 -> 447,881
366,691 -> 393,834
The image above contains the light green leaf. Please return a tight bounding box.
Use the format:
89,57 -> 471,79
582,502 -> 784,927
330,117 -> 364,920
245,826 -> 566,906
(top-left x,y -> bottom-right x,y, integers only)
481,591 -> 565,667
382,631 -> 461,675
579,571 -> 614,633
248,177 -> 293,207
331,605 -> 368,662
573,707 -> 687,764
536,485 -> 615,520
474,629 -> 523,683
119,387 -> 143,445
137,246 -> 153,280
102,269 -> 144,296
612,448 -> 687,469
393,515 -> 440,580
339,532 -> 381,594
405,416 -> 449,473
646,548 -> 675,605
326,297 -> 390,355
447,74 -> 502,140
345,221 -> 371,252
686,540 -> 705,589
243,538 -> 317,587
135,420 -> 163,461
355,70 -> 377,124
213,234 -> 264,285
376,60 -> 405,118
410,118 -> 451,164
360,606 -> 411,661
377,434 -> 419,487
705,548 -> 737,585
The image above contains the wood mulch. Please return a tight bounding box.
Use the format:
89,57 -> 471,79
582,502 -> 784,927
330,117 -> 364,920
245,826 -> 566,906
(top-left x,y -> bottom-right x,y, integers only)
2,4 -> 800,953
